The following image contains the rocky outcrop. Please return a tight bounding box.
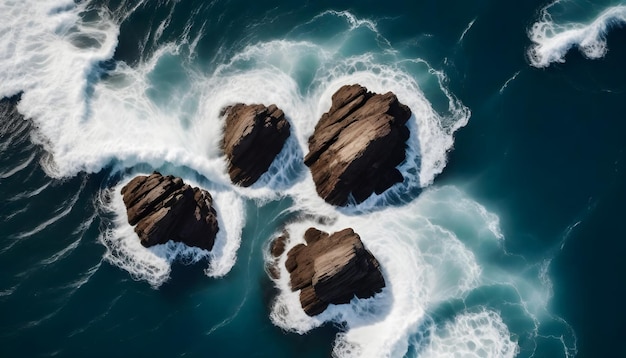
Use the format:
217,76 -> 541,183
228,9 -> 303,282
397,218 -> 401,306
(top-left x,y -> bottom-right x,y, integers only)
284,228 -> 385,316
304,84 -> 412,206
120,172 -> 219,251
221,103 -> 290,187
267,232 -> 288,280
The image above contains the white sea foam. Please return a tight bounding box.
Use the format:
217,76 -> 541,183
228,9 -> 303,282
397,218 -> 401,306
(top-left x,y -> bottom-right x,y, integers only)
0,0 -> 119,175
528,3 -> 626,67
39,213 -> 95,266
0,151 -> 36,178
458,17 -> 477,44
13,175 -> 86,240
98,176 -> 244,287
418,310 -> 519,358
206,39 -> 469,202
0,3 -> 563,356
269,182 -> 577,357
269,187 -> 505,358
8,182 -> 51,201
499,71 -> 521,94
0,0 -> 468,201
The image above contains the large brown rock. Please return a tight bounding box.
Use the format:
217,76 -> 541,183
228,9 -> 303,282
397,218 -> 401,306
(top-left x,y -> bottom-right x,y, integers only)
284,228 -> 385,316
221,103 -> 290,187
304,84 -> 412,206
120,172 -> 219,251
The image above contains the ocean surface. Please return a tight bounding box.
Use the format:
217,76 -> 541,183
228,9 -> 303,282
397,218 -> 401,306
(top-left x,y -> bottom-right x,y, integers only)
1,0 -> 625,357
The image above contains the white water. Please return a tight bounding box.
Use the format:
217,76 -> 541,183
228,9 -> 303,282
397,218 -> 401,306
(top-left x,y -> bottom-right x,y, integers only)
528,2 -> 626,67
0,0 -> 119,174
99,175 -> 244,287
0,2 -> 565,357
418,310 -> 519,358
269,186 -> 532,358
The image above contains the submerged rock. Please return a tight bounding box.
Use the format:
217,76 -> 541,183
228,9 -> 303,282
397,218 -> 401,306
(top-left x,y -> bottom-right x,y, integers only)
284,227 -> 385,316
120,172 -> 219,251
304,84 -> 412,206
221,103 -> 291,187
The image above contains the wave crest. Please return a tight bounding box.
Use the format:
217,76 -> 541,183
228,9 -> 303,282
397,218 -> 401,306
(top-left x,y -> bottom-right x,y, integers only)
528,3 -> 626,67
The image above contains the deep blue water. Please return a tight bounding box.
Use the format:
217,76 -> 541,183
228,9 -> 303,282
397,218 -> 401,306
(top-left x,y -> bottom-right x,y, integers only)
2,0 -> 626,357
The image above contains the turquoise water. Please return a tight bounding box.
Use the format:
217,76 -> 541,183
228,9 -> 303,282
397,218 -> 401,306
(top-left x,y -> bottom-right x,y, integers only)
2,0 -> 626,356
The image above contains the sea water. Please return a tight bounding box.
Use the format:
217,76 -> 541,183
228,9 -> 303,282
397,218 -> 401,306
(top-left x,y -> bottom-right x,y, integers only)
2,0 -> 626,357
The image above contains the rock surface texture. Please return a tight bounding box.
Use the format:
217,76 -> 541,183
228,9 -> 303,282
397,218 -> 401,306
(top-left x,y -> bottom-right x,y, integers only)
304,84 -> 412,206
221,103 -> 290,187
121,172 -> 219,251
285,227 -> 385,316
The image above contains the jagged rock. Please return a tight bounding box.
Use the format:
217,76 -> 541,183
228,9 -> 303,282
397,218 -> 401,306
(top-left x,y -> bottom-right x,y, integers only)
267,232 -> 289,280
221,103 -> 290,187
120,172 -> 219,251
284,228 -> 385,316
304,84 -> 412,206
270,233 -> 288,258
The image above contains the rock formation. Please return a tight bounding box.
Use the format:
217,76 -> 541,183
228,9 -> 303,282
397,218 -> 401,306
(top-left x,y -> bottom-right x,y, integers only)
221,103 -> 290,187
304,84 -> 412,206
120,172 -> 219,251
284,228 -> 385,316
267,232 -> 288,280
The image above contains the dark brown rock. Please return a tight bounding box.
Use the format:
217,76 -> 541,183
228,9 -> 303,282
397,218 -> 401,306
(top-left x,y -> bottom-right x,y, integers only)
121,172 -> 219,251
304,84 -> 411,206
267,232 -> 289,280
285,228 -> 385,316
221,103 -> 290,187
270,232 -> 288,258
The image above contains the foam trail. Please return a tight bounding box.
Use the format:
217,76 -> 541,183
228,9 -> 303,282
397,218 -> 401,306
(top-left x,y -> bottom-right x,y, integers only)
39,214 -> 95,266
98,176 -> 244,287
12,176 -> 86,240
205,294 -> 248,336
67,292 -> 124,338
0,151 -> 36,178
458,18 -> 477,44
8,182 -> 51,202
3,206 -> 30,222
39,235 -> 83,266
0,285 -> 18,297
528,4 -> 626,67
298,10 -> 391,48
0,108 -> 31,154
499,71 -> 521,94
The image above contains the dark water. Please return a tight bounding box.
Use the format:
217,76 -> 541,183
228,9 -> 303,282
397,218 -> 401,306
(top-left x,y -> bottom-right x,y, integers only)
2,0 -> 626,356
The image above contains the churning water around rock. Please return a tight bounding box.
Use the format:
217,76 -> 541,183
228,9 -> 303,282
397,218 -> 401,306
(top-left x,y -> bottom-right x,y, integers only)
2,0 -> 626,357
